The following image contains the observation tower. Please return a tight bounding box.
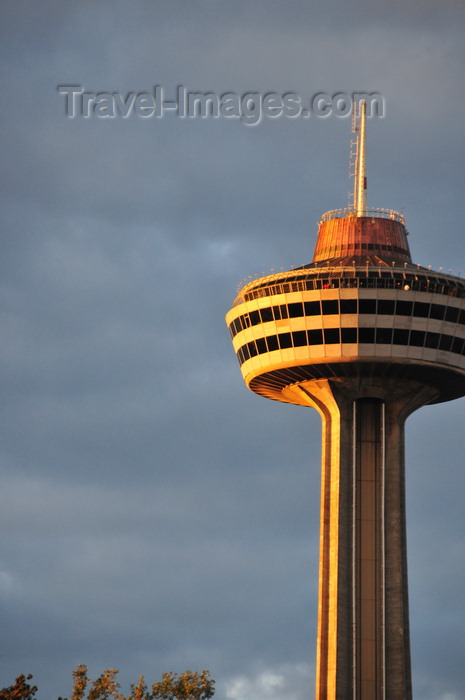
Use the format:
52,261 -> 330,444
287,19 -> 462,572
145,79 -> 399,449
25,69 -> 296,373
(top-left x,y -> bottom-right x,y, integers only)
225,102 -> 465,699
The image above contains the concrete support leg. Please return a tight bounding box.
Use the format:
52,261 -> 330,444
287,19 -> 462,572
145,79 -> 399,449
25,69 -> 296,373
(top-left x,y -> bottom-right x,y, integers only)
291,378 -> 437,700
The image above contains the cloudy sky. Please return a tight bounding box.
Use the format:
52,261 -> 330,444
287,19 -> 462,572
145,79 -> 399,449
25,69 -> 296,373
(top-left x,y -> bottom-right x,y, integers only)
1,2 -> 465,698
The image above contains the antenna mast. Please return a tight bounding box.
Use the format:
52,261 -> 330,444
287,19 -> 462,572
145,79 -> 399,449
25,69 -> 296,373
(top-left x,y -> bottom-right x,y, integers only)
355,99 -> 367,215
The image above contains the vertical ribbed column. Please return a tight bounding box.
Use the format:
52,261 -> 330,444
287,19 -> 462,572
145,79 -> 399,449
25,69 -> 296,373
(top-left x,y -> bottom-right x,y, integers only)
382,399 -> 414,700
353,399 -> 385,700
298,381 -> 354,699
312,385 -> 352,700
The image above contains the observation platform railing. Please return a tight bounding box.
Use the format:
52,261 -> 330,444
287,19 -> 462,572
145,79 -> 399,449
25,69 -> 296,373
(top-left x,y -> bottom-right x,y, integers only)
319,207 -> 405,225
233,266 -> 465,306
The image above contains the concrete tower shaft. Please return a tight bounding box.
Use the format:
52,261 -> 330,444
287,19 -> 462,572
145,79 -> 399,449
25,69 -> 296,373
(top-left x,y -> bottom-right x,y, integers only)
226,111 -> 465,699
293,378 -> 433,699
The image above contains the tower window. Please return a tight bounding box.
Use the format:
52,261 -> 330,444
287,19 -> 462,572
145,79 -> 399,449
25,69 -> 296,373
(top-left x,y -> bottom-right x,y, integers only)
249,310 -> 260,326
359,327 -> 375,343
376,328 -> 393,344
241,344 -> 251,361
377,300 -> 395,315
248,341 -> 258,357
452,337 -> 465,354
304,301 -> 321,315
260,307 -> 274,323
341,328 -> 357,343
324,328 -> 340,344
288,302 -> 304,318
425,332 -> 440,349
308,329 -> 323,345
322,300 -> 339,315
445,307 -> 460,323
278,333 -> 292,349
293,330 -> 308,346
439,335 -> 453,351
430,304 -> 446,320
340,299 -> 357,314
266,335 -> 279,352
413,302 -> 429,318
396,301 -> 413,316
409,330 -> 425,347
393,329 -> 410,345
359,299 -> 377,314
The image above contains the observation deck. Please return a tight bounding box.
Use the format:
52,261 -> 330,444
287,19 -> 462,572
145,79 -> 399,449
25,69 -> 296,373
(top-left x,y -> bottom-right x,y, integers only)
226,264 -> 465,405
227,195 -> 465,406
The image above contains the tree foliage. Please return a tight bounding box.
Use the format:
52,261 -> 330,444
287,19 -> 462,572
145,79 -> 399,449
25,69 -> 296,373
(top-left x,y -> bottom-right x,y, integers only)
71,665 -> 89,700
0,674 -> 38,700
0,667 -> 215,700
151,670 -> 215,700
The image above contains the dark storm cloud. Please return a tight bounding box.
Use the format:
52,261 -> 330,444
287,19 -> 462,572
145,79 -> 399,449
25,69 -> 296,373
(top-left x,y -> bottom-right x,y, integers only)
1,2 -> 465,699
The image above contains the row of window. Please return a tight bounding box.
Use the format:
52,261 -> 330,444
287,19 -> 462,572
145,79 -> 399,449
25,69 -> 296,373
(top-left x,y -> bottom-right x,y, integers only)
240,275 -> 465,303
314,242 -> 410,258
236,327 -> 465,366
229,298 -> 465,339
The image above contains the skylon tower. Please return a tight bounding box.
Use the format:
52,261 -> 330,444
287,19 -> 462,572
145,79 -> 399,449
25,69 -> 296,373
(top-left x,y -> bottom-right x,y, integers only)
225,103 -> 465,699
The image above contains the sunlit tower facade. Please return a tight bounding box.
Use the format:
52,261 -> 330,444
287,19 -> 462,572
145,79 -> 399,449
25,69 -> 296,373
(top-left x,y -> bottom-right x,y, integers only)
225,103 -> 465,699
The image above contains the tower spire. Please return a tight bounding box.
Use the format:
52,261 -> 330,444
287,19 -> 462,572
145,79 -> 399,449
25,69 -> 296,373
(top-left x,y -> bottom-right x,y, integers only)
314,100 -> 410,267
355,99 -> 367,215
